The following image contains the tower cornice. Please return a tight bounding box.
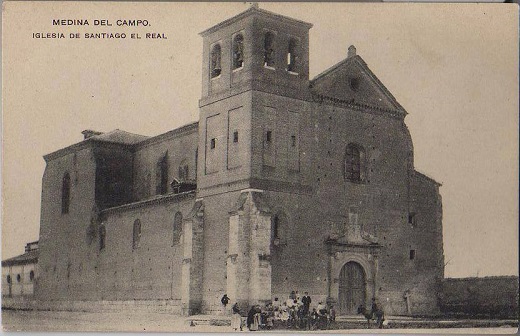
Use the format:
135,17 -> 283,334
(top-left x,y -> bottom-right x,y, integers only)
199,6 -> 312,38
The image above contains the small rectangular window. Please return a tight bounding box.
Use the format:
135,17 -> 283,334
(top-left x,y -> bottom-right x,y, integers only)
210,138 -> 216,149
291,135 -> 296,147
266,130 -> 272,143
409,249 -> 416,260
408,212 -> 417,227
233,131 -> 239,143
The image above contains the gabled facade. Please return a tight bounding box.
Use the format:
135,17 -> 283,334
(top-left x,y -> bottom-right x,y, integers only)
36,6 -> 444,316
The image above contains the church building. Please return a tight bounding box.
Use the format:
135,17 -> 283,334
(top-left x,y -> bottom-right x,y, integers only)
36,6 -> 444,316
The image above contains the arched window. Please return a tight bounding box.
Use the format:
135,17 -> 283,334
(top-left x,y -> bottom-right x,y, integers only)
345,143 -> 366,182
6,275 -> 11,284
62,172 -> 71,214
132,219 -> 141,250
287,38 -> 298,72
232,34 -> 244,69
29,270 -> 35,281
178,160 -> 189,182
264,32 -> 275,67
156,154 -> 168,195
99,224 -> 106,250
172,212 -> 183,245
210,44 -> 222,78
16,274 -> 21,283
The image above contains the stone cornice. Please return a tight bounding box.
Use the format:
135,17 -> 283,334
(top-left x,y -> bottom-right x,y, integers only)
100,191 -> 196,216
325,238 -> 382,249
311,93 -> 406,120
136,121 -> 199,150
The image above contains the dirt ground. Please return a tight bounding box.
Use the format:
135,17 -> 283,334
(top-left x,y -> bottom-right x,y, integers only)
1,309 -> 518,334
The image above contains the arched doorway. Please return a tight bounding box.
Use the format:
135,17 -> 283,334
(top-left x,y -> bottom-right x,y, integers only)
338,261 -> 366,315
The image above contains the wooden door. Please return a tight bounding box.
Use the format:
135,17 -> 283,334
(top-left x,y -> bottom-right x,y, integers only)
338,262 -> 366,315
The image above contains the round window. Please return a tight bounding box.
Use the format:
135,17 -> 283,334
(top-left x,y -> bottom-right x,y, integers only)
349,77 -> 360,92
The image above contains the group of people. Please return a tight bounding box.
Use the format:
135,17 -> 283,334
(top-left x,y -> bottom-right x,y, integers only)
222,291 -> 337,331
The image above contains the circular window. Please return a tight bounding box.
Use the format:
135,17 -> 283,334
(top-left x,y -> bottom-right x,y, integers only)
6,275 -> 11,284
30,270 -> 35,281
349,77 -> 360,92
16,274 -> 21,282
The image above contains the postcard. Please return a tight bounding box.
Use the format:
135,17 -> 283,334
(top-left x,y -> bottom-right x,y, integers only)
2,2 -> 518,333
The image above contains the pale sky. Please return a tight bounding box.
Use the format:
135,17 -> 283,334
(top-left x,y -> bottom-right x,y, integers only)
2,2 -> 518,278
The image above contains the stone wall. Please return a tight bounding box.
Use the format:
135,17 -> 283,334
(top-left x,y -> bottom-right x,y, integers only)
441,276 -> 519,318
37,146 -> 98,301
133,124 -> 198,201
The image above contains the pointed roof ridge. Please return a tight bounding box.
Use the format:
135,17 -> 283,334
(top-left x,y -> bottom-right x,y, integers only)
414,170 -> 442,187
200,5 -> 312,37
310,54 -> 406,114
90,129 -> 149,145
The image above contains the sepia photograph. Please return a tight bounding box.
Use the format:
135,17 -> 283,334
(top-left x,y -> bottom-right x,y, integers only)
1,2 -> 518,333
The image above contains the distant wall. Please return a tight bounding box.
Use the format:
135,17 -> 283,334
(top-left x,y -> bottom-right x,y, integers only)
2,263 -> 37,297
440,276 -> 519,318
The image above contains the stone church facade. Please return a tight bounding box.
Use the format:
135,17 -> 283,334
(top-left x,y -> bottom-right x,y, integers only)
36,7 -> 444,316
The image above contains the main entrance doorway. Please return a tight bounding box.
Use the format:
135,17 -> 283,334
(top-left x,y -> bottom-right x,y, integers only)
338,261 -> 366,315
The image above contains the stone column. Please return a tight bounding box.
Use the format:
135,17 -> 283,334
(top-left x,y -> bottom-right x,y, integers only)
249,204 -> 272,305
181,200 -> 205,316
227,190 -> 271,311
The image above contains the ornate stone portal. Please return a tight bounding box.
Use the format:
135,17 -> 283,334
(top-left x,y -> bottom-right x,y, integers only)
325,223 -> 381,314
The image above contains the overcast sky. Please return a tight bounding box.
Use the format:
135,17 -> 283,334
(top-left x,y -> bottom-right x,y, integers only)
2,2 -> 518,278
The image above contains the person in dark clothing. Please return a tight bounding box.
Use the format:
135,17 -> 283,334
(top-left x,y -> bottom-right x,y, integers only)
328,305 -> 336,329
301,292 -> 312,314
231,303 -> 242,331
309,308 -> 319,330
370,297 -> 385,329
246,306 -> 256,331
221,294 -> 230,315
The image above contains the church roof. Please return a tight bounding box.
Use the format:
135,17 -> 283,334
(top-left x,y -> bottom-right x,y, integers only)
90,129 -> 149,145
2,249 -> 39,267
200,5 -> 312,37
310,48 -> 406,116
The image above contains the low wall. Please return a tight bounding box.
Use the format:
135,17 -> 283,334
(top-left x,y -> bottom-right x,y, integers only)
440,276 -> 519,318
2,296 -> 181,314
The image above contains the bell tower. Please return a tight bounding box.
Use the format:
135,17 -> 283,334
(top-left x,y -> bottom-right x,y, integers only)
197,5 -> 313,196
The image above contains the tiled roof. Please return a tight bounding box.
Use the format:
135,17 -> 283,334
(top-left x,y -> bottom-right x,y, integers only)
2,249 -> 39,267
90,129 -> 149,145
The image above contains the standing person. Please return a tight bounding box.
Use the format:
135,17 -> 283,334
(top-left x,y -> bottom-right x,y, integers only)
221,294 -> 230,315
328,305 -> 336,329
247,305 -> 256,331
310,308 -> 319,330
273,297 -> 281,312
371,297 -> 385,329
302,292 -> 312,315
316,302 -> 327,329
253,305 -> 262,331
231,302 -> 242,331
